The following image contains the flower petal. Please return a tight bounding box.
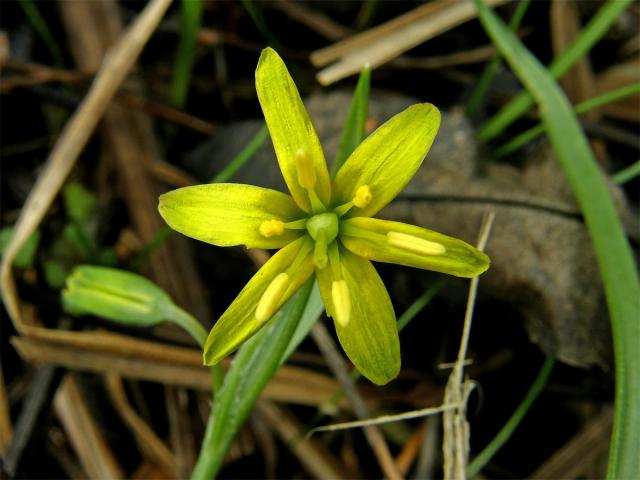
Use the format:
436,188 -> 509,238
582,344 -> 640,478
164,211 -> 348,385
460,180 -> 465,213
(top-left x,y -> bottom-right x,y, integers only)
316,246 -> 400,385
159,184 -> 304,249
203,237 -> 315,365
332,104 -> 441,217
255,48 -> 331,211
341,217 -> 490,278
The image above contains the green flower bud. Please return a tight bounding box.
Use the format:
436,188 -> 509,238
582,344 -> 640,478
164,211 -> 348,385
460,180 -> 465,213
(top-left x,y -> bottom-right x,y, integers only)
63,265 -> 173,326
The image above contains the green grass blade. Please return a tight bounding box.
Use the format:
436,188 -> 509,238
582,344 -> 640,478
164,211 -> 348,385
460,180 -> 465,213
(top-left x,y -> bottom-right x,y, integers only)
495,82 -> 640,157
466,0 -> 532,116
18,0 -> 63,66
478,0 -> 633,142
467,357 -> 554,477
612,160 -> 640,185
331,67 -> 371,178
191,279 -> 315,480
210,126 -> 269,183
474,3 -> 640,477
170,0 -> 203,108
241,0 -> 280,49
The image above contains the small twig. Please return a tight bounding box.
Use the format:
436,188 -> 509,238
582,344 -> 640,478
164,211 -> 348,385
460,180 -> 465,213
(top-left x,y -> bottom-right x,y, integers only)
308,402 -> 461,435
443,212 -> 495,480
310,323 -> 403,480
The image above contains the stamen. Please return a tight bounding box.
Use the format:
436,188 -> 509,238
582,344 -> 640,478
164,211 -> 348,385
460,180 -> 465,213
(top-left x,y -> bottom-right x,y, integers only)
353,185 -> 372,209
295,148 -> 316,189
331,280 -> 351,327
387,232 -> 446,256
259,219 -> 285,237
255,273 -> 290,323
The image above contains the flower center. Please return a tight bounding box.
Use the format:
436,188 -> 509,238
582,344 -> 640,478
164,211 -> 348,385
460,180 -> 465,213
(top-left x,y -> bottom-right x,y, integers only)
306,212 -> 339,269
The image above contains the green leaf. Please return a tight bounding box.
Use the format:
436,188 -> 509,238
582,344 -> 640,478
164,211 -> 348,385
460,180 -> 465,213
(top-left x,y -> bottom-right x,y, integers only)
159,183 -> 304,249
192,279 -> 315,480
63,182 -> 98,224
331,67 -> 371,178
341,217 -> 489,278
202,237 -> 315,365
316,247 -> 400,385
332,103 -> 440,218
0,227 -> 40,269
473,2 -> 640,478
255,48 -> 332,211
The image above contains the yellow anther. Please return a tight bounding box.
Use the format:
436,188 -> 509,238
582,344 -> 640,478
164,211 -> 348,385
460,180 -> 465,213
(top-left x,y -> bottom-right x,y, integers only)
387,232 -> 446,256
331,280 -> 351,327
353,185 -> 372,209
295,148 -> 317,189
259,219 -> 285,237
255,273 -> 290,323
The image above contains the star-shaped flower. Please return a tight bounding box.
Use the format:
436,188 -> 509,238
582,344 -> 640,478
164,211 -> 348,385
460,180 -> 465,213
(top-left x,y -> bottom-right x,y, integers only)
159,48 -> 489,385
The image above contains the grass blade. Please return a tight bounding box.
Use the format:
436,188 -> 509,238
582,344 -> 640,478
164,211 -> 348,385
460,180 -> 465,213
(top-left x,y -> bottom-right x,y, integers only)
494,82 -> 640,157
170,0 -> 203,108
331,66 -> 371,178
612,160 -> 640,185
467,357 -> 554,477
191,279 -> 315,480
210,126 -> 269,183
466,0 -> 532,116
18,0 -> 63,66
474,2 -> 640,478
478,0 -> 634,142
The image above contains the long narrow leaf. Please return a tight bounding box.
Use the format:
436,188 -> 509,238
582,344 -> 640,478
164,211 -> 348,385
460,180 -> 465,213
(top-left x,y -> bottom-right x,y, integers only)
474,2 -> 640,478
191,279 -> 315,480
331,67 -> 371,178
478,0 -> 633,141
170,0 -> 203,108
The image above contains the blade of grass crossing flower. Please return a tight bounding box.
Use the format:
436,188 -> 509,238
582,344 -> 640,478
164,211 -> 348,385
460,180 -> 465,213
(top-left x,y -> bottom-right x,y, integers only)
478,0 -> 634,142
466,0 -> 531,116
331,67 -> 371,178
170,0 -> 203,108
282,280 -> 324,361
18,0 -> 63,66
191,279 -> 314,480
495,82 -> 640,157
467,357 -> 554,477
473,3 -> 640,477
612,160 -> 640,185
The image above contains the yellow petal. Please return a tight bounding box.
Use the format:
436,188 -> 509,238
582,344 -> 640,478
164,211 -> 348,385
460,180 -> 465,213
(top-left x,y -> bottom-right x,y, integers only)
316,246 -> 400,385
341,217 -> 490,278
332,104 -> 441,217
255,48 -> 331,211
159,183 -> 304,249
203,237 -> 314,365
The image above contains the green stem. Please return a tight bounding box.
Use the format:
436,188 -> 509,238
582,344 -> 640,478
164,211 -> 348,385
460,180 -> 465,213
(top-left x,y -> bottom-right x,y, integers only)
166,304 -> 224,393
478,0 -> 634,142
495,82 -> 640,157
170,0 -> 203,109
467,357 -> 555,477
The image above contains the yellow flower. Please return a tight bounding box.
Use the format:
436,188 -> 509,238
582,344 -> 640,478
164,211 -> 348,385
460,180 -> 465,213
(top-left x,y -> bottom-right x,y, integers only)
159,48 -> 489,385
